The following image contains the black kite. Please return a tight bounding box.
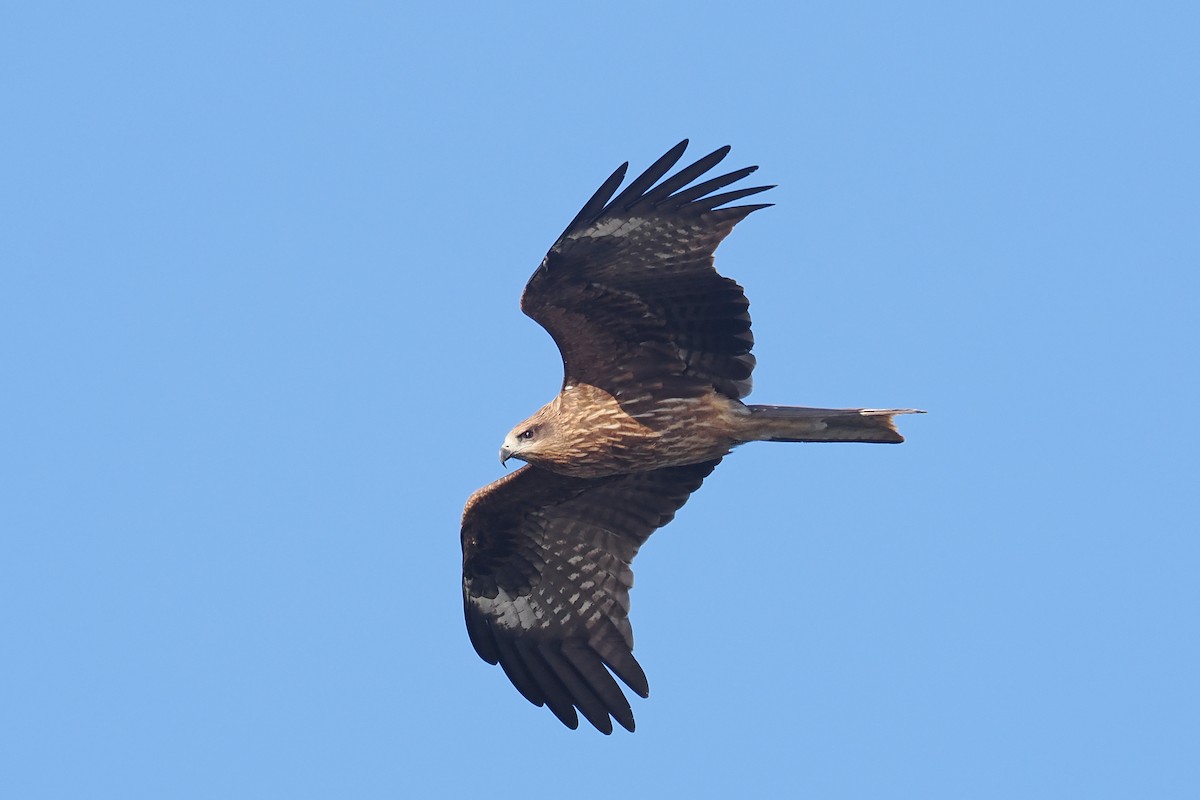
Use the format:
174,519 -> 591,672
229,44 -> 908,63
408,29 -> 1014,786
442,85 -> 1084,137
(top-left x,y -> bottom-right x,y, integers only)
461,141 -> 920,733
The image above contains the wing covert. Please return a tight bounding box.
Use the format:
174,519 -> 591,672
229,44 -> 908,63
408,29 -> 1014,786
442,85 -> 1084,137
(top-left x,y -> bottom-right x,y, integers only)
461,459 -> 720,733
521,141 -> 773,402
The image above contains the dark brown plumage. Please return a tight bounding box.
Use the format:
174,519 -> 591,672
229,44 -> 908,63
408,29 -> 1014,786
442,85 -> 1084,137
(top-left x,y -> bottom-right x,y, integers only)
461,460 -> 719,734
462,141 -> 921,732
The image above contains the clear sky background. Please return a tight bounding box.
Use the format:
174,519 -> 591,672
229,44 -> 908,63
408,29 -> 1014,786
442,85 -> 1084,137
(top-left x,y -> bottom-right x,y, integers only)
3,2 -> 1197,798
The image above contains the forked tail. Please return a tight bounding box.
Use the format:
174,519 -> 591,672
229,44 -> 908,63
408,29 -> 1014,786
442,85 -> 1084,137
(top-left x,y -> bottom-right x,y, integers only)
743,405 -> 924,444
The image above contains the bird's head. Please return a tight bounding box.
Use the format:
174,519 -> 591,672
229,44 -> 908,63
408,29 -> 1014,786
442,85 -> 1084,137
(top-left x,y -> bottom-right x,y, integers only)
499,407 -> 556,468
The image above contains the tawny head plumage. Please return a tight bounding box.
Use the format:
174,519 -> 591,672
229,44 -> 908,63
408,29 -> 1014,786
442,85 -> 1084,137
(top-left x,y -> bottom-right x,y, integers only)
499,404 -> 560,467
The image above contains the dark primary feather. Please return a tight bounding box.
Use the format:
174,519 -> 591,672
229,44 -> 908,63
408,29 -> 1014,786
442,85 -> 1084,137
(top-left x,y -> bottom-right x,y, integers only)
605,140 -> 691,212
521,141 -> 773,404
461,459 -> 720,733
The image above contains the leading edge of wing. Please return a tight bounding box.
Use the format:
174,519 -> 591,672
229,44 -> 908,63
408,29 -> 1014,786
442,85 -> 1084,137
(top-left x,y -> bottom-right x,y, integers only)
554,139 -> 774,244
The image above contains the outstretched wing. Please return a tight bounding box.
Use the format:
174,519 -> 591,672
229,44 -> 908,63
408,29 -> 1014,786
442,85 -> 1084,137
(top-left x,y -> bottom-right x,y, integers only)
461,459 -> 720,733
521,141 -> 773,406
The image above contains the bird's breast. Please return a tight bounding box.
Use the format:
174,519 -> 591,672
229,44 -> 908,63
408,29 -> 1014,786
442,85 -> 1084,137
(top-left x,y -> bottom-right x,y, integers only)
547,385 -> 742,478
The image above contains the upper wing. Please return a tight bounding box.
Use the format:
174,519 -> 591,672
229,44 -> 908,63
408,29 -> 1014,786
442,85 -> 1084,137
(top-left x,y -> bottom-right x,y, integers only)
521,141 -> 773,405
461,459 -> 720,733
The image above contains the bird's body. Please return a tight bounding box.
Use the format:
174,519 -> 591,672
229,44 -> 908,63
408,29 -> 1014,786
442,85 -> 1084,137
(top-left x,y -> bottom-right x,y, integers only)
503,384 -> 910,479
460,141 -> 921,733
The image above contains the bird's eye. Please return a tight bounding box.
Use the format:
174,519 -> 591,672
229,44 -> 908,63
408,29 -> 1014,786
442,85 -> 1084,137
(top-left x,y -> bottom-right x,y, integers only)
518,429 -> 534,440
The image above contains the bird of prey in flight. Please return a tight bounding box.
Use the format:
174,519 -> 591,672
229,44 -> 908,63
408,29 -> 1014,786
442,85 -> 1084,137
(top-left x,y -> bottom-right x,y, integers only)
460,141 -> 920,733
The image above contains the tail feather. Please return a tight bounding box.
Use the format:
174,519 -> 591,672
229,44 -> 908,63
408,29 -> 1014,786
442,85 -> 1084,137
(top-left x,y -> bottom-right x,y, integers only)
743,405 -> 924,444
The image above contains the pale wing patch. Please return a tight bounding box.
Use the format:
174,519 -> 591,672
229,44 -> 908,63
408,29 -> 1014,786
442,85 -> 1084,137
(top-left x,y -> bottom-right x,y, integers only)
473,588 -> 551,631
570,217 -> 645,239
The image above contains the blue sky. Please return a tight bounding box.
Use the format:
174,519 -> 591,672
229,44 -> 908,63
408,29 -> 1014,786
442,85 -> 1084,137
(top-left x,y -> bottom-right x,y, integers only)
3,2 -> 1197,797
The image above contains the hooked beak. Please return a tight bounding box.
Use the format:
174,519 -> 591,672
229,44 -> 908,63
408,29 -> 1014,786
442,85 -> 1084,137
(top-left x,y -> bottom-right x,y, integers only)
499,446 -> 511,467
